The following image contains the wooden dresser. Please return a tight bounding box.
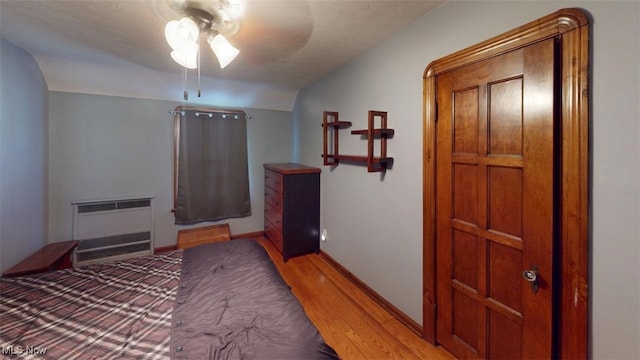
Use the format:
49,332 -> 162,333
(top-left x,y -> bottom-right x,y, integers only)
264,163 -> 320,261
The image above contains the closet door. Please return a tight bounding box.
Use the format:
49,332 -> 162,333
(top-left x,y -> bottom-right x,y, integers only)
435,38 -> 555,359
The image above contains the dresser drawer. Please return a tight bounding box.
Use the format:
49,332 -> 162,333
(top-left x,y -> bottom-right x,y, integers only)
264,170 -> 283,193
264,185 -> 283,211
264,220 -> 283,253
264,205 -> 283,229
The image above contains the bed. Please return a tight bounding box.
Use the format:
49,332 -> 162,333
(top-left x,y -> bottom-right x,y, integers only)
0,239 -> 339,359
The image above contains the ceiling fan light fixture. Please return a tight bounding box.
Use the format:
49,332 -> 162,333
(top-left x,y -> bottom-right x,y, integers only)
165,17 -> 199,52
165,1 -> 242,99
208,33 -> 240,69
170,48 -> 198,69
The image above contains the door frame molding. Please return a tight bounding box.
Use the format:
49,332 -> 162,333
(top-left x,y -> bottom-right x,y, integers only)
422,8 -> 589,359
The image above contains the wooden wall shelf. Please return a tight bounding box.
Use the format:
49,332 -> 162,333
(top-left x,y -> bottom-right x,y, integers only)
322,111 -> 394,172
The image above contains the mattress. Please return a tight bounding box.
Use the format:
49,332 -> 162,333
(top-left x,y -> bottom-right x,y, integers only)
0,239 -> 338,359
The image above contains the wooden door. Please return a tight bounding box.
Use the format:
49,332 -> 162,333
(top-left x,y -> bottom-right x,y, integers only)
435,38 -> 555,359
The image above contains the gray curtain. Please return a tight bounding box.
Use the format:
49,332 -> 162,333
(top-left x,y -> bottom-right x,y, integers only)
175,109 -> 251,225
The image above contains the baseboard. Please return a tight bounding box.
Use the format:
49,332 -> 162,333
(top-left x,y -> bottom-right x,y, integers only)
319,250 -> 423,337
154,245 -> 177,254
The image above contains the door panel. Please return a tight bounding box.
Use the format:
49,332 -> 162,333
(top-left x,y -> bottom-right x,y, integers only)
436,39 -> 555,359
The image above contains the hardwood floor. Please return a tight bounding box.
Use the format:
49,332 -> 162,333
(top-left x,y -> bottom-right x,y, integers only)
256,237 -> 455,360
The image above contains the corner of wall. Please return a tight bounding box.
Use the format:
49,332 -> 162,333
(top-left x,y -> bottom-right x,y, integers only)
0,38 -> 49,272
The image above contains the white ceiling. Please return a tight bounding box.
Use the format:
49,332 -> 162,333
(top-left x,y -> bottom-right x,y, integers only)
0,0 -> 442,91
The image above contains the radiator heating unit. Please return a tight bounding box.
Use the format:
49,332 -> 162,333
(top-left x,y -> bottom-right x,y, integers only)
72,196 -> 154,267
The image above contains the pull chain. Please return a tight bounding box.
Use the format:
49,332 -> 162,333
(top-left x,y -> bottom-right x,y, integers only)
197,36 -> 201,97
183,65 -> 188,101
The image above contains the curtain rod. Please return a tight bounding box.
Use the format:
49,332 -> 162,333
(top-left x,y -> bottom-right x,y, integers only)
169,110 -> 251,119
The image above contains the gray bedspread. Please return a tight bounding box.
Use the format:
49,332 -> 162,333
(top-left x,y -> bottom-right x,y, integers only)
170,239 -> 339,359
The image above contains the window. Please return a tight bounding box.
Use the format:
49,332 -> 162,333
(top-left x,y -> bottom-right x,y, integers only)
172,106 -> 251,225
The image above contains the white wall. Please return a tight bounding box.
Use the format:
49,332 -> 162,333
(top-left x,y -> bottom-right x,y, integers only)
40,55 -> 299,112
294,1 -> 640,359
0,39 -> 49,272
48,92 -> 293,248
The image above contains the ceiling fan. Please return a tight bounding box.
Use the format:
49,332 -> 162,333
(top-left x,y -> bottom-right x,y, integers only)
164,0 -> 244,99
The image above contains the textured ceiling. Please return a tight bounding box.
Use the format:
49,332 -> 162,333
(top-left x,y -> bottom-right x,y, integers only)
0,0 -> 442,90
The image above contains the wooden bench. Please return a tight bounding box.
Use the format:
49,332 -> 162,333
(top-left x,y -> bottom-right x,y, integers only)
3,240 -> 79,277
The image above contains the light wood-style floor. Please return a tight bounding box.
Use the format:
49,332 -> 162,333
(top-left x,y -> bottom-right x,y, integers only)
256,237 -> 455,360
